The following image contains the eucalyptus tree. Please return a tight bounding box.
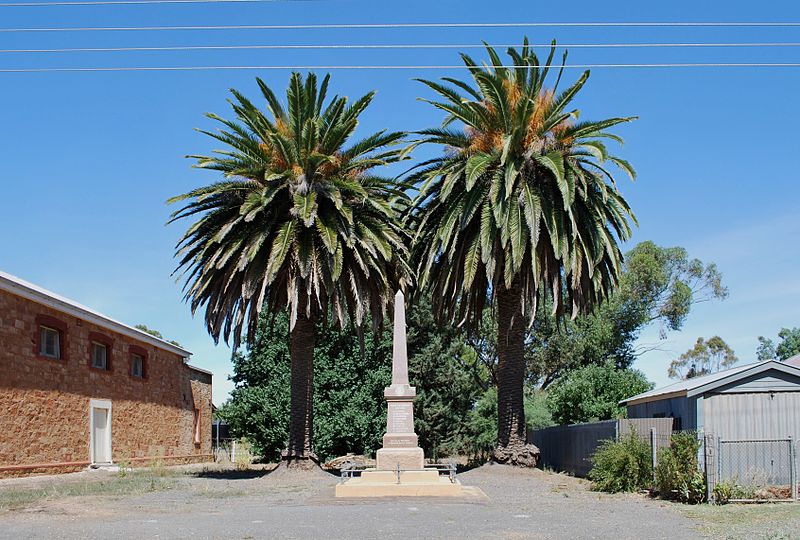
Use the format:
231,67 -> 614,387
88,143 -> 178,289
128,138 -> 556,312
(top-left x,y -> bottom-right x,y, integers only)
169,72 -> 411,466
409,40 -> 638,465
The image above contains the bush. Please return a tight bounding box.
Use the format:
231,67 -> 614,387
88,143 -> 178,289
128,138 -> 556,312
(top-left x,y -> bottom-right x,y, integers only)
655,432 -> 705,503
464,388 -> 554,462
712,479 -> 734,504
547,363 -> 653,425
588,433 -> 652,493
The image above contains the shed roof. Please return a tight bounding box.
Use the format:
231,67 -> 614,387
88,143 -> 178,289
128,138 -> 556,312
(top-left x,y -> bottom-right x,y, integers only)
621,360 -> 800,406
0,269 -> 192,358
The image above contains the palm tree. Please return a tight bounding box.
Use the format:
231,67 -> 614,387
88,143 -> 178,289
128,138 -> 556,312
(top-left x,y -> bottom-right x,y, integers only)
169,72 -> 411,466
409,40 -> 637,466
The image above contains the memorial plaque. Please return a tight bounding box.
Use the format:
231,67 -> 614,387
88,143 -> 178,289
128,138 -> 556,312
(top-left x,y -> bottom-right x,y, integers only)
387,402 -> 414,433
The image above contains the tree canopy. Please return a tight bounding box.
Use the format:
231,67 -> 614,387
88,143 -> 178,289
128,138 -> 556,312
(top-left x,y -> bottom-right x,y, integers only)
668,336 -> 738,379
757,327 -> 800,361
546,362 -> 653,424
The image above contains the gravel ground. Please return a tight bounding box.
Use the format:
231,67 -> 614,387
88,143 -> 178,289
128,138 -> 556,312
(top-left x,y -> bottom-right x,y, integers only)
0,463 -> 715,539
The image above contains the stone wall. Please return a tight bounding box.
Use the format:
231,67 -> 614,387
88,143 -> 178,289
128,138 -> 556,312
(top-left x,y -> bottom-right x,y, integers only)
0,289 -> 213,476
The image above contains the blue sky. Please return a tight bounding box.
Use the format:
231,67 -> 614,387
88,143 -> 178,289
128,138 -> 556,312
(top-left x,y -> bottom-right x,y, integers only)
1,0 -> 798,404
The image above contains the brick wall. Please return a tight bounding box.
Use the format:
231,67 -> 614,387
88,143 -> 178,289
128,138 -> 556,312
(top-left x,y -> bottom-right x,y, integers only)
0,289 -> 213,476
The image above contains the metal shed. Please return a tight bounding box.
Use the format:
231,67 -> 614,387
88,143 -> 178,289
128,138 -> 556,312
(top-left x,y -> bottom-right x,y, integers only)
621,360 -> 800,440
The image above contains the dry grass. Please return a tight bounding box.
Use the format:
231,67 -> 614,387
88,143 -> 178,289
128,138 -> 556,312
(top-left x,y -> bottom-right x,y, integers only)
0,467 -> 179,512
679,501 -> 800,539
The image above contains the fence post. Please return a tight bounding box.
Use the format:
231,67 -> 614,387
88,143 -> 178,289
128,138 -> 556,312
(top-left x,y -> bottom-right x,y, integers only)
232,440 -> 237,464
701,431 -> 714,504
650,427 -> 657,487
716,437 -> 722,489
790,436 -> 797,501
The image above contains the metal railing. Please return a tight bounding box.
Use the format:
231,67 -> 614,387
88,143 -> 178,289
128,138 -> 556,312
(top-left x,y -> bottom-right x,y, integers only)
339,461 -> 458,484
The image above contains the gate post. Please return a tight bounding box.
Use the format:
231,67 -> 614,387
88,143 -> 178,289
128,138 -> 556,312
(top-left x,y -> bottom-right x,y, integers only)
650,427 -> 657,487
790,436 -> 797,501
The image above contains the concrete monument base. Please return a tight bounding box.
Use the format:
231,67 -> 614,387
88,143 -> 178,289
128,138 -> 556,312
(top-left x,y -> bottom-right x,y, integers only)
375,446 -> 424,471
335,469 -> 477,498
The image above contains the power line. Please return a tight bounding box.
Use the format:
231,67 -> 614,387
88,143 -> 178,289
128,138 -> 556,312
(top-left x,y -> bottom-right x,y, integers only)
3,21 -> 800,32
3,42 -> 800,54
2,63 -> 800,72
0,0 -> 303,5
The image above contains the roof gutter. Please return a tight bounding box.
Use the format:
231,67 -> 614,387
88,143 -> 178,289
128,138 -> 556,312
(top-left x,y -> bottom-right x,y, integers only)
620,390 -> 688,407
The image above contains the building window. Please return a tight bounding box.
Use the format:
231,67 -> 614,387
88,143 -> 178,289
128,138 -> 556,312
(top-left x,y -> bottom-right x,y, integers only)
193,408 -> 201,445
131,354 -> 144,378
35,314 -> 68,361
39,326 -> 61,359
88,332 -> 113,371
129,345 -> 148,379
92,342 -> 108,369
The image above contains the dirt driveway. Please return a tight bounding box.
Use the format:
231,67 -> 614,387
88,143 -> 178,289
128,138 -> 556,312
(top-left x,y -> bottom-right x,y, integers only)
0,463 -> 788,539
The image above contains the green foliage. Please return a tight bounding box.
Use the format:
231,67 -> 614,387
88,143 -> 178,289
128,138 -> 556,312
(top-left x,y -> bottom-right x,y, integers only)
310,321 -> 393,461
757,327 -> 800,361
406,295 -> 485,458
215,315 -> 292,461
546,362 -> 653,425
409,38 -> 637,334
621,241 -> 727,336
655,432 -> 706,504
219,296 -> 483,462
464,387 -> 553,460
668,336 -> 738,380
526,241 -> 728,388
712,479 -> 735,504
168,71 -> 411,349
217,311 -> 392,462
588,433 -> 653,493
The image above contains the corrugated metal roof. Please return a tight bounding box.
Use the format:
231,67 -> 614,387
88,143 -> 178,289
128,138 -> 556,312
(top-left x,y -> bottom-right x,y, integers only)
0,269 -> 192,358
621,362 -> 763,405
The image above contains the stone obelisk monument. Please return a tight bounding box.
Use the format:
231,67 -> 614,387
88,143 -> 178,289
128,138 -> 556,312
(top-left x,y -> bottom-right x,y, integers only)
375,290 -> 425,471
335,290 -> 477,497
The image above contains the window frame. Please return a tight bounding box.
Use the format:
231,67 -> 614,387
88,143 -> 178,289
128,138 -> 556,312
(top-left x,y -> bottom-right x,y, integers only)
87,332 -> 113,372
129,345 -> 148,380
39,325 -> 61,359
34,314 -> 68,361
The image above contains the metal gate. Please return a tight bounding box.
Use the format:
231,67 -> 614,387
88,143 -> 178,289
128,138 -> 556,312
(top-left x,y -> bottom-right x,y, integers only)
716,438 -> 798,499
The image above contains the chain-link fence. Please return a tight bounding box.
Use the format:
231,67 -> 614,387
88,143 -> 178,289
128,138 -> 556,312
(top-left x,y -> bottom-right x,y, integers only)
532,420 -> 799,502
711,437 -> 798,501
642,431 -> 799,501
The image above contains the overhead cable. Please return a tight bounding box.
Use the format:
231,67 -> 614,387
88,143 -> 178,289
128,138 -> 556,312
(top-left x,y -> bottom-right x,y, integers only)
3,21 -> 800,33
3,42 -> 800,54
3,63 -> 800,72
0,0 -> 303,5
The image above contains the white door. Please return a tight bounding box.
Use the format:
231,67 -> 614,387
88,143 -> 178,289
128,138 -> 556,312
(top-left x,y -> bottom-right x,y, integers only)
91,406 -> 111,464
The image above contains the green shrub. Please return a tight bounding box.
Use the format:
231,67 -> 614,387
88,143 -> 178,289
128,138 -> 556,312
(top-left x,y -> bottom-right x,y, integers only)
712,479 -> 735,504
655,431 -> 706,504
588,433 -> 652,493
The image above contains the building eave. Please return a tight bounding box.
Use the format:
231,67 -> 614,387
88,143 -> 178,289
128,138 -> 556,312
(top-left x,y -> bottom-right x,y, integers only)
185,363 -> 213,377
621,390 -> 688,407
686,360 -> 800,398
0,270 -> 192,358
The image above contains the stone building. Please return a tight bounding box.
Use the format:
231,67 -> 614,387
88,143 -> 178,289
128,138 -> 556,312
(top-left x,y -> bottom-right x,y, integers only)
0,270 -> 213,477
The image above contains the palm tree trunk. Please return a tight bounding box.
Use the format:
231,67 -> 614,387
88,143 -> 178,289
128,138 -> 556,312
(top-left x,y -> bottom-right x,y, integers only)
492,275 -> 540,467
283,309 -> 318,468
